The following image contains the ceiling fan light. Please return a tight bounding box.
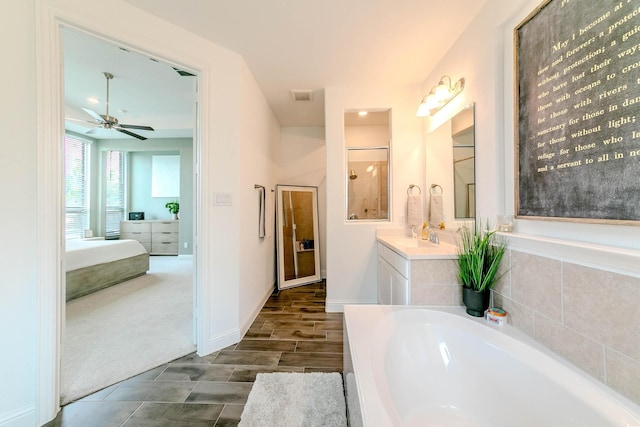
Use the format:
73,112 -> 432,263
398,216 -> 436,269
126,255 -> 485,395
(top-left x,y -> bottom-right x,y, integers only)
87,97 -> 100,104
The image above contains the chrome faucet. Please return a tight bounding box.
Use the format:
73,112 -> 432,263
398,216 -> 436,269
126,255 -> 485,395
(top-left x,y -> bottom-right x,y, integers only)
428,227 -> 439,244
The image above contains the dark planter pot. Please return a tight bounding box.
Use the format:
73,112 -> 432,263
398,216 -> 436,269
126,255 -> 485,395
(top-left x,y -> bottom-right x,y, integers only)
462,287 -> 490,317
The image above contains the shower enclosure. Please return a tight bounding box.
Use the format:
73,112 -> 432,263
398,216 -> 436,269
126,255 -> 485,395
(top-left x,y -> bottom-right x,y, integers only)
346,148 -> 389,220
344,109 -> 391,221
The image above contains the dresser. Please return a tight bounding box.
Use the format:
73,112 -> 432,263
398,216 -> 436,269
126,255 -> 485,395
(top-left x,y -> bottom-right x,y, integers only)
120,220 -> 179,255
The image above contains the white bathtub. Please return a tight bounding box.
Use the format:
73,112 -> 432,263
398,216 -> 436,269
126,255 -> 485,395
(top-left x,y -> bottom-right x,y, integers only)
343,305 -> 640,427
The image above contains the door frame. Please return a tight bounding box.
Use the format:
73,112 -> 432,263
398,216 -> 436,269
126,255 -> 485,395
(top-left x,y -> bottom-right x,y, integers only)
35,4 -> 213,424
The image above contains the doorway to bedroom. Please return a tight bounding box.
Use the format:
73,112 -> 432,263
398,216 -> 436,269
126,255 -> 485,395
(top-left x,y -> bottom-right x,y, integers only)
61,27 -> 198,404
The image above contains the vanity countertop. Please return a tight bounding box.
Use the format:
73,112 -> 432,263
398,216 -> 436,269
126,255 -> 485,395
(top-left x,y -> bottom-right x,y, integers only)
376,233 -> 458,260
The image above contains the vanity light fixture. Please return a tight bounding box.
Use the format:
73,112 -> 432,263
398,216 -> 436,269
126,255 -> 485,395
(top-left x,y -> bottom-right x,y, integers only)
416,75 -> 465,117
358,111 -> 368,116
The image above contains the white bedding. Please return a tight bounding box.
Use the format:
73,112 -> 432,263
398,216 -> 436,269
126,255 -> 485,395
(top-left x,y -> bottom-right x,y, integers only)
65,239 -> 148,272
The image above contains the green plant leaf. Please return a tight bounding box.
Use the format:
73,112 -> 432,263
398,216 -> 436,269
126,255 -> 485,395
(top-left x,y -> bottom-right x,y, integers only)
456,219 -> 508,292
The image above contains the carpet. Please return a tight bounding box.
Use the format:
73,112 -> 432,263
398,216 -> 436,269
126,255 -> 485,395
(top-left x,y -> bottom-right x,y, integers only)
61,256 -> 195,404
239,372 -> 347,427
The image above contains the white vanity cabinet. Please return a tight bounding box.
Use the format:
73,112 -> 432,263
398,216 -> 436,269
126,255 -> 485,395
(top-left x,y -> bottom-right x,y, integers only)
377,243 -> 410,305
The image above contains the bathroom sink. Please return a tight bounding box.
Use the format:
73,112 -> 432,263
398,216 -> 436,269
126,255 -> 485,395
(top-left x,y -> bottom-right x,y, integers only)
394,238 -> 438,248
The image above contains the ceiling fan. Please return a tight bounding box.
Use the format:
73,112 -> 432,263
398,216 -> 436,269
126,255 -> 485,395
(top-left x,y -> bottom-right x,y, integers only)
70,72 -> 155,140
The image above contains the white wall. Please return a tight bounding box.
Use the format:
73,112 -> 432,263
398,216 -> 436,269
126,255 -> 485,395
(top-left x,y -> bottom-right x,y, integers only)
421,0 -> 529,224
0,1 -> 281,425
238,60 -> 281,332
418,0 -> 640,405
279,127 -> 327,278
0,3 -> 37,426
325,86 -> 423,310
422,0 -> 640,250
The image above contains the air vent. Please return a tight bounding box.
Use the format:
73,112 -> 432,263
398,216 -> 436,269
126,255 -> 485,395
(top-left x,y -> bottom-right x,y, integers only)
290,89 -> 313,102
172,67 -> 196,77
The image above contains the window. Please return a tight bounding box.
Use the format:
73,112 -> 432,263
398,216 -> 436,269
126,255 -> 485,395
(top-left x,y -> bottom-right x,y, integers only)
105,150 -> 126,239
65,135 -> 91,239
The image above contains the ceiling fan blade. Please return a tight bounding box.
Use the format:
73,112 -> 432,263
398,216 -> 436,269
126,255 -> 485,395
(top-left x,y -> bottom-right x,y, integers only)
81,108 -> 106,123
115,127 -> 147,140
86,128 -> 99,135
119,124 -> 155,131
65,117 -> 99,126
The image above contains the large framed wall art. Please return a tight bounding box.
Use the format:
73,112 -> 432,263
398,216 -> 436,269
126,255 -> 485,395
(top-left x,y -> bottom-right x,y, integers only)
515,0 -> 640,223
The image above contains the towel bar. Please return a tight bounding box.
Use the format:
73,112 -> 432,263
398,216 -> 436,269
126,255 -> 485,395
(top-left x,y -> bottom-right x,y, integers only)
407,184 -> 421,195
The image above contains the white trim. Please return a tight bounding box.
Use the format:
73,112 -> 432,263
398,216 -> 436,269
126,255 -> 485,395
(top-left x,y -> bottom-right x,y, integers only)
35,1 -> 213,423
501,232 -> 640,278
207,328 -> 242,352
0,405 -> 36,427
240,283 -> 276,338
325,300 -> 378,313
35,2 -> 64,422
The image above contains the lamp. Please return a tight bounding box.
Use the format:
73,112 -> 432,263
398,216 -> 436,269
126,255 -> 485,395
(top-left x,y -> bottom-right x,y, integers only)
416,75 -> 465,117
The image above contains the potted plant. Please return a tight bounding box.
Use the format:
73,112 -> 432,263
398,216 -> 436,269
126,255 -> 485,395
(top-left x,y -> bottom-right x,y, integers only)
456,220 -> 508,317
165,200 -> 180,220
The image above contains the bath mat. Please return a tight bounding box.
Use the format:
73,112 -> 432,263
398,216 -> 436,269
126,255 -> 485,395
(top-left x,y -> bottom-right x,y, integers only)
239,372 -> 347,427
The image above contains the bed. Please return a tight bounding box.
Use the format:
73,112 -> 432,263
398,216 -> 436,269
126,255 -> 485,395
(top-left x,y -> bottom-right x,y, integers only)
65,239 -> 150,301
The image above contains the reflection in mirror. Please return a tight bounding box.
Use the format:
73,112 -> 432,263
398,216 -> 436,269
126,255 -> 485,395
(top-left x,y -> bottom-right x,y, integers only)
451,104 -> 475,219
344,110 -> 391,221
426,103 -> 475,224
276,185 -> 321,290
347,148 -> 389,220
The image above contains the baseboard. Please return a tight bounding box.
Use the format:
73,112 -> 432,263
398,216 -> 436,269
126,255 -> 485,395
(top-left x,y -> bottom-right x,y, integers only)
325,299 -> 377,313
199,328 -> 241,356
0,405 -> 35,427
240,282 -> 276,338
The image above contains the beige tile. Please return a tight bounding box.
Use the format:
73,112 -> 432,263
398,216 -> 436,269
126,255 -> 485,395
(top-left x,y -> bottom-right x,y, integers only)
410,259 -> 458,285
563,263 -> 640,361
606,348 -> 640,406
492,249 -> 511,297
410,284 -> 455,305
510,251 -> 562,321
534,314 -> 605,381
492,293 -> 534,336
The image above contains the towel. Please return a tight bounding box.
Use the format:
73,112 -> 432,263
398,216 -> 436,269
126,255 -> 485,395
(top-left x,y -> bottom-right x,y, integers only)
407,195 -> 422,226
257,186 -> 266,238
429,194 -> 444,228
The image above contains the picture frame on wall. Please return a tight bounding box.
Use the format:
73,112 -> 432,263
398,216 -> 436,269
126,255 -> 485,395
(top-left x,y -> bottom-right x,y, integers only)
514,0 -> 640,224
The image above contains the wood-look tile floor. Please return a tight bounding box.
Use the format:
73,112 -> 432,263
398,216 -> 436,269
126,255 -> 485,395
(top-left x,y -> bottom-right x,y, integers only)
45,281 -> 342,427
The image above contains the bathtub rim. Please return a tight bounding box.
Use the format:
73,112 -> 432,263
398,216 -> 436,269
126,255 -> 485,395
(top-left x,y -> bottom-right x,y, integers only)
343,304 -> 640,427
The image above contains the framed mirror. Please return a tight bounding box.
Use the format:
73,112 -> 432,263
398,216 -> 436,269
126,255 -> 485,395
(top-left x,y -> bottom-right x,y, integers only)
276,185 -> 321,290
425,102 -> 475,225
452,104 -> 475,219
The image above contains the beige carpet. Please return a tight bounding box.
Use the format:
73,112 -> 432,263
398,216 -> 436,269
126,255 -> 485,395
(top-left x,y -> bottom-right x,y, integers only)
239,373 -> 347,427
62,256 -> 195,404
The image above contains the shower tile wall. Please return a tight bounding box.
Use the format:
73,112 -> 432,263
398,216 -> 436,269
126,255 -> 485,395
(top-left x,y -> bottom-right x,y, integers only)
408,249 -> 640,405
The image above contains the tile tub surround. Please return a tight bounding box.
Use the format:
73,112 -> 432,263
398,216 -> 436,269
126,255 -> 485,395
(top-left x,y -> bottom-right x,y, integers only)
381,228 -> 640,406
45,281 -> 343,426
493,248 -> 640,406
